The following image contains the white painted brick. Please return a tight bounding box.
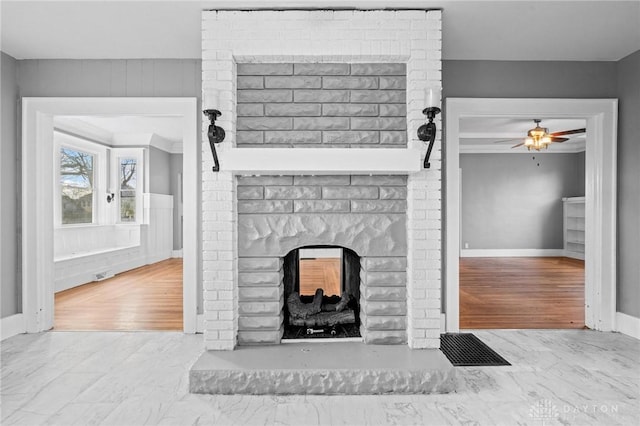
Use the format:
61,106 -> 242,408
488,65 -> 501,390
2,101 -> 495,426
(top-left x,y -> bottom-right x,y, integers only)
409,338 -> 429,349
202,9 -> 442,349
207,320 -> 234,330
411,328 -> 426,339
219,310 -> 234,321
218,290 -> 234,301
204,292 -> 218,303
219,330 -> 235,341
204,329 -> 218,340
204,311 -> 218,320
218,270 -> 233,281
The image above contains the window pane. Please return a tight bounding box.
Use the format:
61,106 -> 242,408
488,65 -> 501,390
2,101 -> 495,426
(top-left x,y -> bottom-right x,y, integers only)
120,158 -> 137,222
60,147 -> 94,224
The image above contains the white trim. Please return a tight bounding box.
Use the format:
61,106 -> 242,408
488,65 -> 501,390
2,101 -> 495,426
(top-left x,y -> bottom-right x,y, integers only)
1,314 -> 26,341
22,98 -> 199,334
54,248 -> 144,293
196,314 -> 204,333
172,249 -> 183,258
460,249 -> 566,258
440,314 -> 446,333
445,98 -> 617,333
616,312 -> 640,340
460,140 -> 585,154
221,148 -> 421,175
564,252 -> 585,261
201,1 -> 442,9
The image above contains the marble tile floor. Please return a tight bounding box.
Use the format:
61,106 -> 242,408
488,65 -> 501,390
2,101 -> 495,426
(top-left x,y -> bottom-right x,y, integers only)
1,329 -> 638,426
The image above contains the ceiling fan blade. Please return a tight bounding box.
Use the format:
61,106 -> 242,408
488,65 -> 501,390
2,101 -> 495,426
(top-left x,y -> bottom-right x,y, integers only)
550,128 -> 586,137
511,142 -> 525,148
493,138 -> 523,144
550,137 -> 569,143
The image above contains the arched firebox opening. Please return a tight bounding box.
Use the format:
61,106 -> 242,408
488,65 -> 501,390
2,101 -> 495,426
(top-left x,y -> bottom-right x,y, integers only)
282,246 -> 361,339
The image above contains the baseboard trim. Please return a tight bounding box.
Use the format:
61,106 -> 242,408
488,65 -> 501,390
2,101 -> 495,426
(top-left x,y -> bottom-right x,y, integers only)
147,253 -> 173,265
1,314 -> 25,341
616,312 -> 640,340
172,249 -> 183,258
197,314 -> 204,333
55,255 -> 148,293
460,249 -> 566,258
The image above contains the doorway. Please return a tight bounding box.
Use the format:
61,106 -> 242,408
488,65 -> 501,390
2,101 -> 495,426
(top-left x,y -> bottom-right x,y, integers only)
444,98 -> 617,332
21,98 -> 199,333
50,113 -> 187,331
457,117 -> 587,328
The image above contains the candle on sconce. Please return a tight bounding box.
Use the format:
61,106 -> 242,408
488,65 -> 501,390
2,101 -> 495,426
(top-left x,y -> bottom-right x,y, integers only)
203,91 -> 219,111
426,87 -> 442,108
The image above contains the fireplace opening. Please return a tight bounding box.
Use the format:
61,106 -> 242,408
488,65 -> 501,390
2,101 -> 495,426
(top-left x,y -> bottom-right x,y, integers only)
282,246 -> 361,340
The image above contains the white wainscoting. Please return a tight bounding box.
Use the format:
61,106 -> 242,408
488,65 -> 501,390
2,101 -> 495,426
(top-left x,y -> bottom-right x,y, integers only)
53,193 -> 174,293
54,224 -> 140,260
460,249 -> 567,258
1,314 -> 25,341
54,243 -> 147,292
144,193 -> 174,264
616,312 -> 640,340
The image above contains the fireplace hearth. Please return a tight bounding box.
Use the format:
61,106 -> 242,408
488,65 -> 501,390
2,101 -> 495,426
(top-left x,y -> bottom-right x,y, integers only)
191,8 -> 451,396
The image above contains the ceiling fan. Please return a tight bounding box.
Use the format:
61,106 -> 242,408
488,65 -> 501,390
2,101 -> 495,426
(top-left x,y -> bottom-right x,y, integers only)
494,119 -> 586,151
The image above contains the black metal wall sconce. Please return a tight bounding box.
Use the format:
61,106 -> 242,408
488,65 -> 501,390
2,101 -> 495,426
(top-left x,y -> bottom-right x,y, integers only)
204,108 -> 226,172
417,88 -> 442,169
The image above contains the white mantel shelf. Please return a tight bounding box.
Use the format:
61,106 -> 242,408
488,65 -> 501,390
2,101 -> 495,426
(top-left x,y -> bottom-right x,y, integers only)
220,148 -> 423,175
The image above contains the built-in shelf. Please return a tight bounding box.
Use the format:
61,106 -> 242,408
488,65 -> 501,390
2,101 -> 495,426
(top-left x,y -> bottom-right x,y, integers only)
563,196 -> 585,260
219,148 -> 423,175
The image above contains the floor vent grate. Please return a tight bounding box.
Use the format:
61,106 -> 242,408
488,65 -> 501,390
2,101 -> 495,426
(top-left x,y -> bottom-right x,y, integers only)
440,333 -> 511,366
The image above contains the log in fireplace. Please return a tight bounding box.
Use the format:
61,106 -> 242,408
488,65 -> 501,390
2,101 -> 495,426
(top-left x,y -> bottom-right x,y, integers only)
283,247 -> 361,339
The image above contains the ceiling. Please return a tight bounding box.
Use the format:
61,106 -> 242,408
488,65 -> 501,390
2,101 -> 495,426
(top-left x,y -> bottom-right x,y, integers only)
54,115 -> 185,152
1,1 -> 638,61
69,115 -> 184,144
459,117 -> 587,153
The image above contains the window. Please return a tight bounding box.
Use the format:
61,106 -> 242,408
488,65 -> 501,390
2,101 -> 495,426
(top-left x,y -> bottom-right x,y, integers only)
60,147 -> 95,224
54,129 -> 144,227
119,158 -> 138,222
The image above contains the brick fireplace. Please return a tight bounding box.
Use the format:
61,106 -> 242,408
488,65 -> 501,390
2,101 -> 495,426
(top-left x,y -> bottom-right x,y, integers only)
201,9 -> 442,351
237,173 -> 409,344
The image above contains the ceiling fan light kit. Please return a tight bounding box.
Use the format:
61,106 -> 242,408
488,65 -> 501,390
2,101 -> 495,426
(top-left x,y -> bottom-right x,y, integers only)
524,119 -> 552,151
495,119 -> 586,151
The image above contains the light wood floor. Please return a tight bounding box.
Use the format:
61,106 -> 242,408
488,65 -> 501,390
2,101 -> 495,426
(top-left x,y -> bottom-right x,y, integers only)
460,257 -> 585,329
299,258 -> 341,297
54,258 -> 183,331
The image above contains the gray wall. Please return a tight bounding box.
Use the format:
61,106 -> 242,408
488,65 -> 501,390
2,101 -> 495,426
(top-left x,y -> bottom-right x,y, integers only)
170,154 -> 183,251
443,61 -> 617,99
17,59 -> 201,98
1,52 -> 19,318
616,50 -> 640,318
2,58 -> 201,319
444,58 -> 637,318
148,146 -> 172,195
461,153 -> 585,250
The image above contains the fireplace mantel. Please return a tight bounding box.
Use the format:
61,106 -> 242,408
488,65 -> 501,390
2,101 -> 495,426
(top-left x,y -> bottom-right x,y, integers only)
220,148 -> 422,175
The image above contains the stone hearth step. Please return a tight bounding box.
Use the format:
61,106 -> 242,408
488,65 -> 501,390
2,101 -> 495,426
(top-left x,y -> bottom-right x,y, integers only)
189,342 -> 456,395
